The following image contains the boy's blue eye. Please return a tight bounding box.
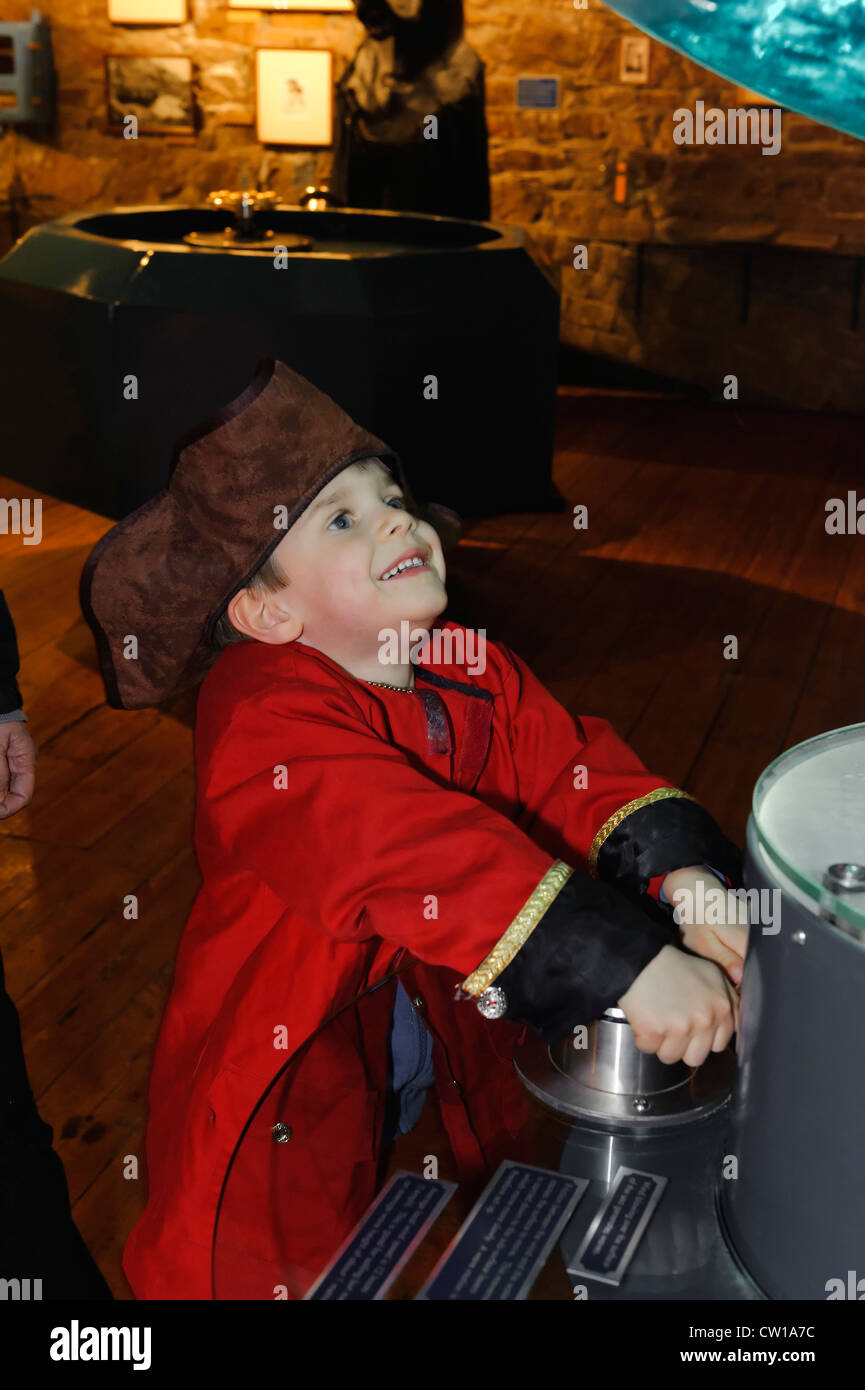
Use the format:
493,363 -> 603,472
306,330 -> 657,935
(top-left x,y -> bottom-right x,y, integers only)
327,496 -> 406,530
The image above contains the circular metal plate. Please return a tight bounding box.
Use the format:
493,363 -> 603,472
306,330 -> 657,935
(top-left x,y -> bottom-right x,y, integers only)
182,230 -> 313,253
514,1031 -> 734,1130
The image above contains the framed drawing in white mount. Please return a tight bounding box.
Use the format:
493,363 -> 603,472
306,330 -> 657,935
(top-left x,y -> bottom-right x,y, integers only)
620,36 -> 650,84
108,0 -> 188,23
230,0 -> 352,10
256,49 -> 333,146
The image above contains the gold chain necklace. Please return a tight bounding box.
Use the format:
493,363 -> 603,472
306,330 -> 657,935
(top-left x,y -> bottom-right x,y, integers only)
364,679 -> 416,693
363,667 -> 417,693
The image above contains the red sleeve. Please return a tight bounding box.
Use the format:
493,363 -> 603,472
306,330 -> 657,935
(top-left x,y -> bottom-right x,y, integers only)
206,673 -> 560,981
646,873 -> 666,904
496,643 -> 678,877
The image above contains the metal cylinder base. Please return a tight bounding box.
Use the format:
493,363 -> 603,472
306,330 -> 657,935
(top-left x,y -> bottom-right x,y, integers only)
514,1029 -> 734,1131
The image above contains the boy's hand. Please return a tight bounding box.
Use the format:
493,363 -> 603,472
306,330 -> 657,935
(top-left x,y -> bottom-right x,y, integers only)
662,865 -> 748,987
617,944 -> 739,1067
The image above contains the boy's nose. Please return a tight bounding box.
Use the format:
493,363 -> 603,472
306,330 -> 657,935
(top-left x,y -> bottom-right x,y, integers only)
380,509 -> 412,536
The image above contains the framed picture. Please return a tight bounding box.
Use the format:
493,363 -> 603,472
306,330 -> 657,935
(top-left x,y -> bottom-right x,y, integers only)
620,35 -> 650,84
256,49 -> 332,146
107,0 -> 188,21
230,0 -> 351,9
515,75 -> 560,111
106,54 -> 195,135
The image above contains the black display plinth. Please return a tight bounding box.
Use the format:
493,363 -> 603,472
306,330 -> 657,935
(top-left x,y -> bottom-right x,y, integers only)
0,204 -> 561,521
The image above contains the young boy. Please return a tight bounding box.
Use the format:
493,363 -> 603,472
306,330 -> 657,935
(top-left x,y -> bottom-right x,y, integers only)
80,357 -> 746,1300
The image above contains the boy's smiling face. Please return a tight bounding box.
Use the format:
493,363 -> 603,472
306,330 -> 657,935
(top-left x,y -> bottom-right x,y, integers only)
228,457 -> 448,681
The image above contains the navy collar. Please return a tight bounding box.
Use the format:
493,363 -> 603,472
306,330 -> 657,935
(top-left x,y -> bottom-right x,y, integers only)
414,667 -> 492,703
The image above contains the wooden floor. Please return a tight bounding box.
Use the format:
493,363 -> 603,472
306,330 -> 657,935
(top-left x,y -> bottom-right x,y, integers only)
1,387 -> 863,1299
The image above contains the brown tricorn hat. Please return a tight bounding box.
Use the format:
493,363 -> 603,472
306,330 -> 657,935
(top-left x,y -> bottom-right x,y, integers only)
79,357 -> 412,710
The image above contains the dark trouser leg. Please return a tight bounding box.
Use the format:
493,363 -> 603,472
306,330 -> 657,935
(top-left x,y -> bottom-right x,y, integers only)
0,948 -> 113,1299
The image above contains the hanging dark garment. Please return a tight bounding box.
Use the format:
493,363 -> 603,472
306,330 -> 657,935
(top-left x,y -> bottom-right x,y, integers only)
331,33 -> 492,222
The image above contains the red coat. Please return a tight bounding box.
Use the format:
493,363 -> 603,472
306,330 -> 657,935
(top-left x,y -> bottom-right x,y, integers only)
122,622 -> 689,1299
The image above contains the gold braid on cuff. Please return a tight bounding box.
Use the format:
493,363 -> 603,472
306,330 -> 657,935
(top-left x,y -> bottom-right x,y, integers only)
460,860 -> 574,997
587,787 -> 699,877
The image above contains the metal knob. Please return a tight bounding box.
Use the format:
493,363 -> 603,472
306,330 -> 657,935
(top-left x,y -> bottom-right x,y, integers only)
558,1006 -> 692,1097
205,188 -> 279,237
824,863 -> 865,893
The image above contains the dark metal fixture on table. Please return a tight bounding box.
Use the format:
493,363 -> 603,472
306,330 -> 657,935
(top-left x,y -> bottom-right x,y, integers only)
184,189 -> 312,252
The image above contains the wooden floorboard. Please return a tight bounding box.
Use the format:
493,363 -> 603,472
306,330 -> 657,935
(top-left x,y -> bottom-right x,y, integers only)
1,388 -> 863,1299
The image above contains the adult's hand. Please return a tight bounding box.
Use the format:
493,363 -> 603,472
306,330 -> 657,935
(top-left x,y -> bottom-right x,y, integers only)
0,721 -> 37,818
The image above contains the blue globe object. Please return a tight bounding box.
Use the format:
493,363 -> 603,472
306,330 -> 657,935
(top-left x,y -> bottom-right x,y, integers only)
603,0 -> 865,141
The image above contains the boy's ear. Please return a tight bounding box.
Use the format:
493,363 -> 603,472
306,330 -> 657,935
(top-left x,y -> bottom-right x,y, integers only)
227,588 -> 304,645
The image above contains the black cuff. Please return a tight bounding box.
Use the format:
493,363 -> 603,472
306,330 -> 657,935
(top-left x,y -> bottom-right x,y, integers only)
494,873 -> 677,1045
0,678 -> 23,716
0,591 -> 22,715
597,796 -> 744,897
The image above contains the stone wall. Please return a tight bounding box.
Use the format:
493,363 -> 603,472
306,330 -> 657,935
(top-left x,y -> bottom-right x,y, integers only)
477,1 -> 865,411
2,0 -> 864,409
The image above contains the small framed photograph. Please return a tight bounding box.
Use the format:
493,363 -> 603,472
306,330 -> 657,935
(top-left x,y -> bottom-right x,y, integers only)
620,35 -> 650,84
256,49 -> 332,146
515,75 -> 560,111
230,0 -> 351,8
106,54 -> 195,135
107,0 -> 188,22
